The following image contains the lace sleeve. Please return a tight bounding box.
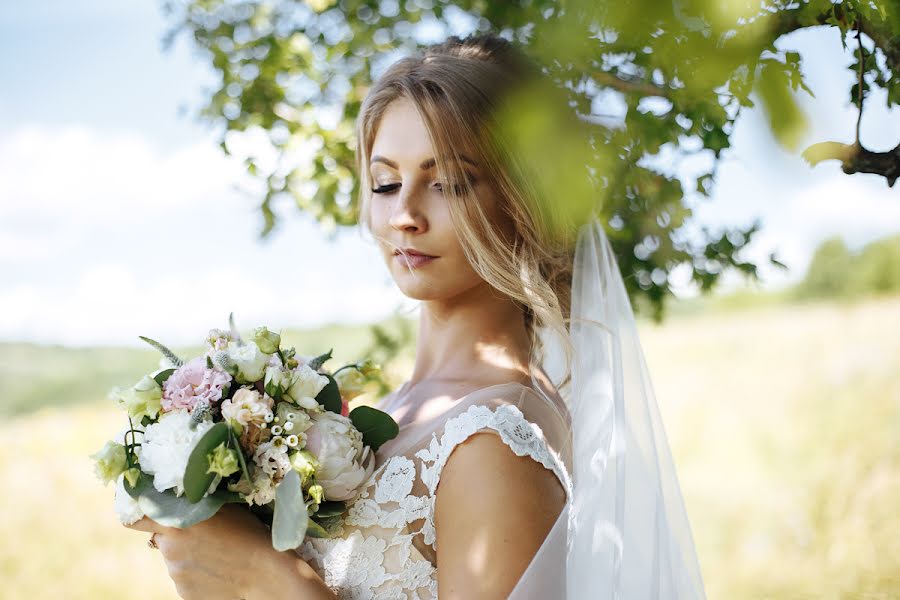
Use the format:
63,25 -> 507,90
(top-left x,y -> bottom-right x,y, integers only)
413,402 -> 573,550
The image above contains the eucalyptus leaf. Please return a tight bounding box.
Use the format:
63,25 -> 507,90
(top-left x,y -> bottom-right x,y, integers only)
127,476 -> 225,528
212,489 -> 246,503
316,374 -> 343,414
349,405 -> 400,452
272,470 -> 308,551
183,422 -> 230,503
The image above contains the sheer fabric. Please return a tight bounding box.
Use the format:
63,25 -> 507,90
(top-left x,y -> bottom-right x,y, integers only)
300,215 -> 706,599
297,382 -> 573,600
508,216 -> 707,600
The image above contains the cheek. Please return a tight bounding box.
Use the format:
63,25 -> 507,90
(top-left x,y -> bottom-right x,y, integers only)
368,200 -> 391,244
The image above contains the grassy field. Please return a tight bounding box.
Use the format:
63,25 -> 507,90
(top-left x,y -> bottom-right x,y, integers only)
1,293 -> 897,599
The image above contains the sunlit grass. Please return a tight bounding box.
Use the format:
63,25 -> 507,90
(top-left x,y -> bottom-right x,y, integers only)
1,294 -> 897,599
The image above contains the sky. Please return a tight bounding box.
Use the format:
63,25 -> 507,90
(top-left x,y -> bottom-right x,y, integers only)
0,1 -> 898,347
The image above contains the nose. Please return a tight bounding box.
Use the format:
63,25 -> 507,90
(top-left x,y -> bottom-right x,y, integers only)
388,184 -> 427,234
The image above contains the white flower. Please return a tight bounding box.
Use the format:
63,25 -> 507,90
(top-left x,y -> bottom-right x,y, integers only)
284,364 -> 329,409
275,402 -> 313,432
227,340 -> 270,383
304,411 -> 375,501
246,472 -> 278,506
221,388 -> 274,429
136,409 -> 215,496
114,473 -> 145,525
252,439 -> 291,478
264,365 -> 295,397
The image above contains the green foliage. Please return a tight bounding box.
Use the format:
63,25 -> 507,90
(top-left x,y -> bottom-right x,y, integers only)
156,0 -> 898,319
348,404 -> 400,452
124,474 -> 228,528
316,373 -> 343,413
796,233 -> 900,299
183,422 -> 230,502
272,469 -> 309,550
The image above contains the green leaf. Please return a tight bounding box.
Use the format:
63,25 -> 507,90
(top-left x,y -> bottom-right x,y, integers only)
153,368 -> 177,387
124,475 -> 225,528
305,518 -> 330,538
183,422 -> 230,503
212,489 -> 246,503
314,500 -> 347,518
316,374 -> 343,413
348,405 -> 400,452
272,470 -> 308,551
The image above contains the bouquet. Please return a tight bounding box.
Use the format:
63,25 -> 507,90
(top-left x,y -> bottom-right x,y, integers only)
90,314 -> 399,551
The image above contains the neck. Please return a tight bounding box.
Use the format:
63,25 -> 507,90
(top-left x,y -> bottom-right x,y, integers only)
408,281 -> 532,387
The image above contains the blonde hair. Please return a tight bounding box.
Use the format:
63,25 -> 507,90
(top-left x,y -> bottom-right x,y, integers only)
355,33 -> 582,390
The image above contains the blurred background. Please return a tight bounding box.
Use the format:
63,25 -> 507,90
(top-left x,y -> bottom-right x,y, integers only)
1,1 -> 898,598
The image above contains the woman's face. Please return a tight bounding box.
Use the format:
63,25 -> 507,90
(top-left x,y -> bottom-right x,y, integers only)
368,97 -> 500,301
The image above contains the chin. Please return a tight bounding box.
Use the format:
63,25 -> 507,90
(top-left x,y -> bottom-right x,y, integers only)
392,272 -> 485,302
392,277 -> 448,301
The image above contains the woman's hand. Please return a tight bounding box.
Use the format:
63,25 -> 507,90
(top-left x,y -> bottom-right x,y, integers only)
125,504 -> 336,600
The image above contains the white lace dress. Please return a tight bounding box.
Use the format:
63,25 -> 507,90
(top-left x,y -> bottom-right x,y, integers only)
296,381 -> 573,600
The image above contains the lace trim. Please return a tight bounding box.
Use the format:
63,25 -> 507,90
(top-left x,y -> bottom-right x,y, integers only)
415,403 -> 573,550
297,402 -> 572,598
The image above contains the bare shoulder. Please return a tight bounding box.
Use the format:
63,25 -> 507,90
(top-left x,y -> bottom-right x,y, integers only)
434,416 -> 566,599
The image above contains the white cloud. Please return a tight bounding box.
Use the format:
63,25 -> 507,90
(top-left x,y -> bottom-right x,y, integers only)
0,125 -> 242,226
0,124 -> 405,346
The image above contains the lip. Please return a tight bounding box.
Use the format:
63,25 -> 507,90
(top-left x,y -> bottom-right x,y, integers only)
394,247 -> 438,258
394,248 -> 438,269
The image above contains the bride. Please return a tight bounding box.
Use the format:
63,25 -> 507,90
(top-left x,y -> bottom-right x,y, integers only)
127,33 -> 706,599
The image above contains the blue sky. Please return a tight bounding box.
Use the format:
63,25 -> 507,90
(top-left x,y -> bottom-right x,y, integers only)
1,2 -> 898,347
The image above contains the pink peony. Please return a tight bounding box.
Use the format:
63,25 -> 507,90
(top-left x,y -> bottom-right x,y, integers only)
161,357 -> 232,413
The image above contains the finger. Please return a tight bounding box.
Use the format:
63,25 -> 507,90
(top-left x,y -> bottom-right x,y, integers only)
123,516 -> 176,535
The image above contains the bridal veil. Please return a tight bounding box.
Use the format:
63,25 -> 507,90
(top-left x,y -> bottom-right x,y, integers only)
511,215 -> 707,599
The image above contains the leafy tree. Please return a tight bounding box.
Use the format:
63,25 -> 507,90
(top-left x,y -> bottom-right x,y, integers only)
797,236 -> 855,297
798,233 -> 900,298
161,0 -> 898,320
851,233 -> 900,293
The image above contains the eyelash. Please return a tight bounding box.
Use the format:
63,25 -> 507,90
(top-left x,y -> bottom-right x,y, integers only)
371,175 -> 477,196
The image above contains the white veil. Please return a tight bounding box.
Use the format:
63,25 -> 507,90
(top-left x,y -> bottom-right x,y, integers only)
511,213 -> 707,599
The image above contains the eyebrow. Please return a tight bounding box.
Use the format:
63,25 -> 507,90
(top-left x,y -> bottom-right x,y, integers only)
370,155 -> 479,170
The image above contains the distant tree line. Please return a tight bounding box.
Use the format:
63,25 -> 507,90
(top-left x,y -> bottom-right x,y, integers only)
797,232 -> 900,299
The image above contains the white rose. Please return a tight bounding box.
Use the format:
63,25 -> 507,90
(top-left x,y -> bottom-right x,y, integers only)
264,365 -> 295,398
114,473 -> 145,525
284,364 -> 329,410
227,341 -> 269,383
136,409 -> 215,496
303,411 -> 375,501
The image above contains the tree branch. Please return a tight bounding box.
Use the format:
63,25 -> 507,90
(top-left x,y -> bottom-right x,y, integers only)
773,5 -> 900,73
592,71 -> 671,98
802,141 -> 900,187
856,19 -> 864,144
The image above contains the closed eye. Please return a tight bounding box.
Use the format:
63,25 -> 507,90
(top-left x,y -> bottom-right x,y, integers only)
371,183 -> 401,194
371,174 -> 477,196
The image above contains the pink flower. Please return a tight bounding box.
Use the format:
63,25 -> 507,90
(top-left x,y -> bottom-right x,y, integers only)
161,357 -> 232,413
340,398 -> 350,417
